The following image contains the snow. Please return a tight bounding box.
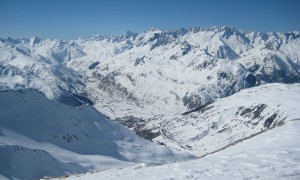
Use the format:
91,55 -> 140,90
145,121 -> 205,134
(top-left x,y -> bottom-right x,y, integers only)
0,145 -> 86,179
1,27 -> 299,119
0,27 -> 300,179
0,89 -> 191,179
51,119 -> 300,180
154,83 -> 300,156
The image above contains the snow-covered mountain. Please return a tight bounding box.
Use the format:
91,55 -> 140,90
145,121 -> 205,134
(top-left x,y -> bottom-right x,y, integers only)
0,26 -> 300,179
0,89 -> 190,179
68,27 -> 300,118
1,27 -> 299,134
0,37 -> 91,107
153,83 -> 300,156
54,118 -> 300,180
29,83 -> 299,180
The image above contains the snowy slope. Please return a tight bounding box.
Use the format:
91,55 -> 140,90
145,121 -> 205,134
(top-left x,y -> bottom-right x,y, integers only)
154,83 -> 300,156
0,145 -> 86,179
53,119 -> 300,180
0,27 -> 300,179
0,89 -> 191,180
0,37 -> 91,107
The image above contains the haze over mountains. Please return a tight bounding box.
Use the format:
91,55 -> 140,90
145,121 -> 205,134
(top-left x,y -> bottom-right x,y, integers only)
0,26 -> 300,179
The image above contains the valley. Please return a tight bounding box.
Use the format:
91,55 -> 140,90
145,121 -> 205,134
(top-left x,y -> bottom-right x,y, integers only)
0,26 -> 300,179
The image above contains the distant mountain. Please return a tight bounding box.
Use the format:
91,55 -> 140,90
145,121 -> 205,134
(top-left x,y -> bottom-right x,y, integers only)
1,27 -> 299,112
0,28 -> 299,138
1,26 -> 300,179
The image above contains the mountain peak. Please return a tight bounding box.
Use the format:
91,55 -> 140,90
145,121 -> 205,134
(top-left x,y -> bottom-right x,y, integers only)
120,30 -> 138,39
85,34 -> 111,41
29,36 -> 41,45
146,27 -> 163,33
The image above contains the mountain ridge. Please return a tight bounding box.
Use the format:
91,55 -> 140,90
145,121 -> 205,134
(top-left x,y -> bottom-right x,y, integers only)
1,26 -> 299,41
1,26 -> 300,179
1,26 -> 299,138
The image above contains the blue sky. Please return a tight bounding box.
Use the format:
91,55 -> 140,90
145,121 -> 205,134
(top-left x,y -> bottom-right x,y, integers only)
0,0 -> 300,39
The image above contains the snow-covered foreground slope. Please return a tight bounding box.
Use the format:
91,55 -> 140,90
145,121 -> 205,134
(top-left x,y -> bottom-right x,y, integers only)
52,119 -> 300,180
0,89 -> 191,180
154,83 -> 300,156
1,27 -> 300,179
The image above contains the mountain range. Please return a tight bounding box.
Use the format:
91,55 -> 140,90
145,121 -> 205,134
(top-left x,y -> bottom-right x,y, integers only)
0,26 -> 300,179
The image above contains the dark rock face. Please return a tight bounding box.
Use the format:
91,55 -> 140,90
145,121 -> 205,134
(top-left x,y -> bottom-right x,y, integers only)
245,74 -> 256,87
149,33 -> 175,51
233,104 -> 283,130
135,129 -> 161,140
88,61 -> 100,70
264,113 -> 278,128
115,116 -> 146,128
181,41 -> 192,56
115,116 -> 160,140
182,103 -> 214,115
238,104 -> 267,119
134,56 -> 146,66
183,93 -> 202,110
